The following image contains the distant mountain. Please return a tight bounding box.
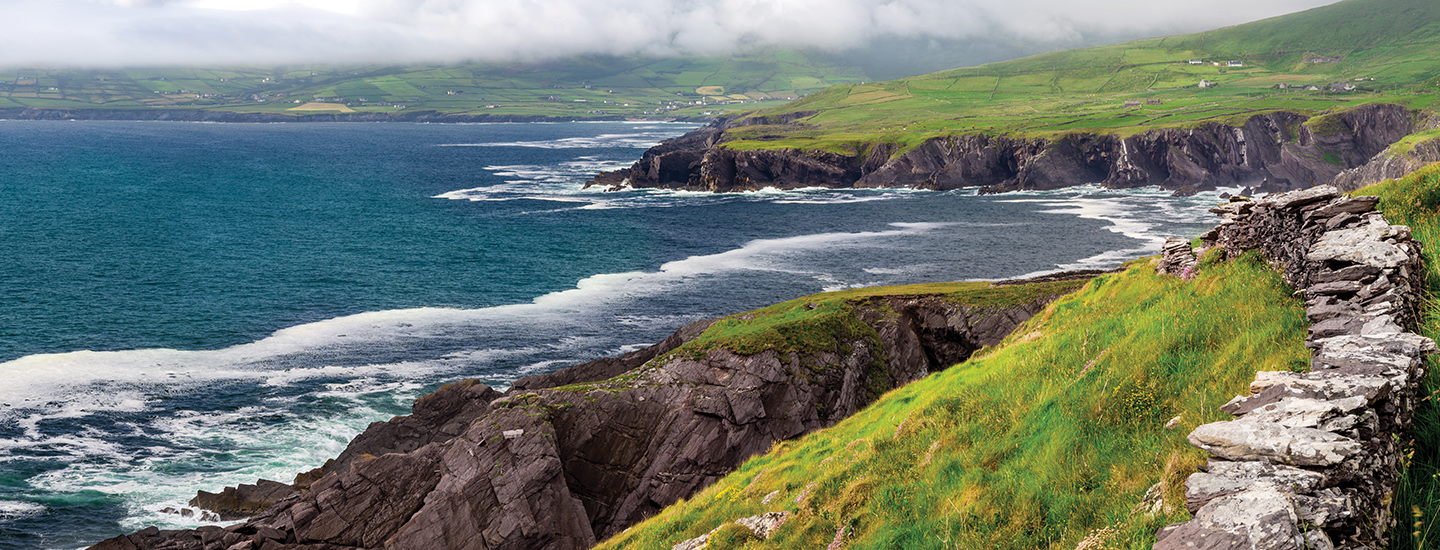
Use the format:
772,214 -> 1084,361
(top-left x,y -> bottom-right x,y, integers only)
0,50 -> 871,120
0,24 -> 1180,121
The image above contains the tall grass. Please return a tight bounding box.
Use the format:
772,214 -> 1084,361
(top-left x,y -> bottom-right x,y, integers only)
1356,164 -> 1440,548
597,254 -> 1309,550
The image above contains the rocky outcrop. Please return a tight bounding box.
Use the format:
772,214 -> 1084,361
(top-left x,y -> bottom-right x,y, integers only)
1154,186 -> 1435,550
1157,237 -> 1200,278
587,104 -> 1418,195
1331,111 -> 1440,191
90,284 -> 1086,550
1333,141 -> 1440,191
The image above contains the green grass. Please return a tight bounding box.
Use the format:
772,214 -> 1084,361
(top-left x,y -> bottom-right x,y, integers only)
709,0 -> 1440,155
1353,164 -> 1440,548
597,254 -> 1310,550
1388,128 -> 1440,157
656,280 -> 1088,364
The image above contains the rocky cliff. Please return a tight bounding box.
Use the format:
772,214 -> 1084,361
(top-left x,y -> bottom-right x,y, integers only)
586,104 -> 1419,195
89,279 -> 1091,550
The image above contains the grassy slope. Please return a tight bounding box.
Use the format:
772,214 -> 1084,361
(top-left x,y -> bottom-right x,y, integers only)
659,280 -> 1089,361
1354,165 -> 1440,547
552,280 -> 1090,395
597,255 -> 1309,550
720,0 -> 1440,154
0,50 -> 867,119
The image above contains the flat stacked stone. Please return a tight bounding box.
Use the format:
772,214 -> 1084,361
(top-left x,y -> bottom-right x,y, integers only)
1157,186 -> 1436,550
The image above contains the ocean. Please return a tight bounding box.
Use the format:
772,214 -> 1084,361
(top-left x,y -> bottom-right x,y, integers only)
0,120 -> 1229,549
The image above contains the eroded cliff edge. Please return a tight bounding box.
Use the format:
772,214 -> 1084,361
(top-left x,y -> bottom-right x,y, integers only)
90,278 -> 1093,550
586,104 -> 1426,195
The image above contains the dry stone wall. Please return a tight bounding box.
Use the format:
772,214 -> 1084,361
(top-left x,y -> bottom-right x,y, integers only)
1154,186 -> 1436,550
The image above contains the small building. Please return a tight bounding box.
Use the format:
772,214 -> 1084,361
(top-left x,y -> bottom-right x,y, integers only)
1226,61 -> 1244,67
1188,59 -> 1204,64
1279,83 -> 1289,89
1199,80 -> 1216,88
1306,85 -> 1321,91
1146,99 -> 1162,105
1122,101 -> 1142,108
1330,82 -> 1357,92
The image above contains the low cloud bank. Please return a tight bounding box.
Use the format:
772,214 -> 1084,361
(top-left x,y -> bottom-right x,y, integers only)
0,0 -> 1341,68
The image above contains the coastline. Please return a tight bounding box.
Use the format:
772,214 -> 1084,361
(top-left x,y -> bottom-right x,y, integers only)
0,107 -> 715,124
587,104 -> 1433,196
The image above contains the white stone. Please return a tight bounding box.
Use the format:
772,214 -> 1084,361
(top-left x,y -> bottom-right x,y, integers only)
1249,370 -> 1391,404
1360,314 -> 1404,336
1239,396 -> 1367,429
1191,486 -> 1305,549
736,512 -> 789,539
1257,185 -> 1339,210
1307,217 -> 1411,268
502,429 -> 525,440
1188,420 -> 1361,466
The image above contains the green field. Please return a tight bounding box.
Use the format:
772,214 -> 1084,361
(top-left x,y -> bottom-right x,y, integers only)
0,50 -> 868,119
716,0 -> 1440,154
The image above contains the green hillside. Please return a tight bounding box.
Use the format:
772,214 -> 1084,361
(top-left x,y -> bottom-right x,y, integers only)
0,50 -> 867,119
718,0 -> 1440,153
596,253 -> 1309,549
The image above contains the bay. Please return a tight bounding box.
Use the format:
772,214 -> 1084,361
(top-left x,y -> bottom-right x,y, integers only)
0,120 -> 1224,549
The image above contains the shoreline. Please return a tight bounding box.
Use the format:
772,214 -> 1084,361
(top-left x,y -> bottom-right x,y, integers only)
0,107 -> 715,124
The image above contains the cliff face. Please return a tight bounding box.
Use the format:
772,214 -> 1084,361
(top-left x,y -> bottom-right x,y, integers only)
90,282 -> 1088,550
587,104 -> 1417,195
1331,112 -> 1440,191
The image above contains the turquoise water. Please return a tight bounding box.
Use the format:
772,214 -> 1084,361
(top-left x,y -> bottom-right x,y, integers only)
0,121 -> 1229,549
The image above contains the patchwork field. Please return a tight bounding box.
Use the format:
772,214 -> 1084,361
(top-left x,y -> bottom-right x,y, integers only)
0,50 -> 867,119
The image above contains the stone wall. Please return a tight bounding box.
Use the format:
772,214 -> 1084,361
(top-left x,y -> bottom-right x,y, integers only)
1154,186 -> 1437,550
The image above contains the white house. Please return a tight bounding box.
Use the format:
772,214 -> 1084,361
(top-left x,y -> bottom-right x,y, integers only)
1189,59 -> 1204,64
1226,61 -> 1244,67
1199,80 -> 1216,88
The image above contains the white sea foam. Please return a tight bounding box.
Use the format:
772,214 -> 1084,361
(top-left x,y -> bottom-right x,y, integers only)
436,128 -> 697,150
999,185 -> 1236,277
0,500 -> 45,521
21,373 -> 435,532
0,222 -> 947,424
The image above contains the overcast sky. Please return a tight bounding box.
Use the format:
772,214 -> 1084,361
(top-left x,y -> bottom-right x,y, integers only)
0,0 -> 1344,68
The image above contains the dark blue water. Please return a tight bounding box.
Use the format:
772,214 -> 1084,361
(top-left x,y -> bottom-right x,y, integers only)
0,120 -> 1227,549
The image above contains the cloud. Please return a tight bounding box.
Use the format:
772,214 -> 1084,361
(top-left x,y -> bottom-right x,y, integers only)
0,0 -> 1343,68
